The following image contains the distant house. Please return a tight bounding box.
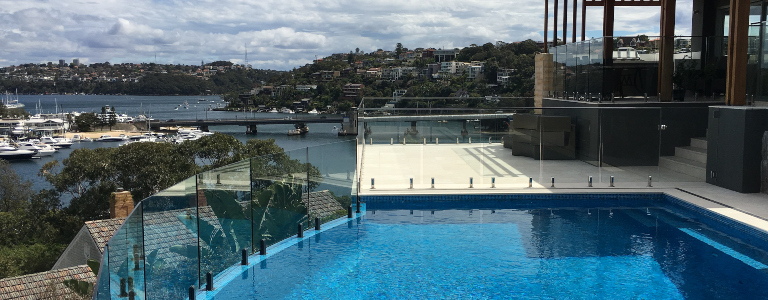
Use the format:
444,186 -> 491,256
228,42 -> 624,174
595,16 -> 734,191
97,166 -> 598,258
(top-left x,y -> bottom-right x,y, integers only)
342,83 -> 365,100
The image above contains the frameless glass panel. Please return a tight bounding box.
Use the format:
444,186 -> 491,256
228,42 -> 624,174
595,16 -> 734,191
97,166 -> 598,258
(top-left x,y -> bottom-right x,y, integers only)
308,140 -> 357,225
598,108 -> 662,186
95,245 -> 110,299
539,107 -> 599,187
590,38 -> 604,100
658,107 -> 709,183
197,160 -> 252,288
251,150 -> 310,249
142,176 -> 199,299
107,205 -> 144,299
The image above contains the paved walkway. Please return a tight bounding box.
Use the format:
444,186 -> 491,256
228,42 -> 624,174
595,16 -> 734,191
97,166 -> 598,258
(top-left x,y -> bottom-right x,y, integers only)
358,144 -> 768,232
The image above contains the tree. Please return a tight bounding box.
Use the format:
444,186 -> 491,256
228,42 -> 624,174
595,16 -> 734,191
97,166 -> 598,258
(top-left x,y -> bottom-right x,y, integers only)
0,160 -> 33,213
355,47 -> 360,54
396,43 -> 404,58
74,113 -> 100,132
108,106 -> 117,130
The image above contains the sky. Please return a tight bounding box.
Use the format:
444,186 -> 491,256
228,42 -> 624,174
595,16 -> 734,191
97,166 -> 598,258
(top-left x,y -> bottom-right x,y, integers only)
0,0 -> 692,70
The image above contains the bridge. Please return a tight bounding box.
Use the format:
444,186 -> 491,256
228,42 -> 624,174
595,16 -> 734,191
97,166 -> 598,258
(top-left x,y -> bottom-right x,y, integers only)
138,117 -> 344,134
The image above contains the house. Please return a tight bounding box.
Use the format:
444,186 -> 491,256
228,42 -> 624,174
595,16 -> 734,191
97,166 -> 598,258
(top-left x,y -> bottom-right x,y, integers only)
321,71 -> 340,81
0,265 -> 96,300
434,49 -> 458,62
296,85 -> 317,92
342,83 -> 365,100
497,68 -> 516,85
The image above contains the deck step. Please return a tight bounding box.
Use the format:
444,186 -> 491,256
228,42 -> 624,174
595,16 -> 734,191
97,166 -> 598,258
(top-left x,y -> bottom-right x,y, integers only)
675,146 -> 707,164
690,138 -> 707,150
659,156 -> 706,180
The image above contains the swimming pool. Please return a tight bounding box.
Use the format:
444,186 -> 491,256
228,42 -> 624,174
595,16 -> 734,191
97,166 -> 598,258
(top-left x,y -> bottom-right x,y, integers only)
206,194 -> 768,299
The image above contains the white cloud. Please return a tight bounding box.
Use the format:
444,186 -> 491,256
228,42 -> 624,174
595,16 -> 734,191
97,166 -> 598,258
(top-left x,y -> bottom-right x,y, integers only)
0,0 -> 694,70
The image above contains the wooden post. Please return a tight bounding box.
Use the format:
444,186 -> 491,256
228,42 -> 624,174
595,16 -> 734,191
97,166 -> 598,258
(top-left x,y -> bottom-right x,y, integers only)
602,0 -> 614,63
726,0 -> 750,106
581,0 -> 586,41
602,0 -> 614,100
564,0 -> 568,44
573,0 -> 577,43
545,0 -> 549,52
658,0 -> 676,102
554,0 -> 559,47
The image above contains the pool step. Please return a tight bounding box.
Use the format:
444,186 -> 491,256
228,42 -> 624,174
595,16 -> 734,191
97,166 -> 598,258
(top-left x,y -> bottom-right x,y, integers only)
659,137 -> 707,180
690,138 -> 707,150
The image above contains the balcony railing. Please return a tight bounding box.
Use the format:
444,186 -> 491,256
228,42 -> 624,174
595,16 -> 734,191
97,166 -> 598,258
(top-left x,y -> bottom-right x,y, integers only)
547,35 -> 767,103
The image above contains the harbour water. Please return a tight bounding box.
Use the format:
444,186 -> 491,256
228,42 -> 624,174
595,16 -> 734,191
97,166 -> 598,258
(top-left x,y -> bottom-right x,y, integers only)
7,95 -> 355,203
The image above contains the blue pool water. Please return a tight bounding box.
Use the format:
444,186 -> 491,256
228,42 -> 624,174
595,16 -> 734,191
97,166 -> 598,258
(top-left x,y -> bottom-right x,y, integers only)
210,196 -> 768,299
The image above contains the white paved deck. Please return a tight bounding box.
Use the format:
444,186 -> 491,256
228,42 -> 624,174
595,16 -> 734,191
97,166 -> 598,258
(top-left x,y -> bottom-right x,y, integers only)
358,143 -> 768,232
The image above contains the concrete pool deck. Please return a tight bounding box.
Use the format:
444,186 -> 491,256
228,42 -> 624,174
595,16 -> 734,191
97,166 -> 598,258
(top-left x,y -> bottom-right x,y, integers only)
357,143 -> 768,232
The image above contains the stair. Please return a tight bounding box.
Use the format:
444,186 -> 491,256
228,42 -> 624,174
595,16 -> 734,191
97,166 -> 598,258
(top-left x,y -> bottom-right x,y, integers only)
659,137 -> 707,180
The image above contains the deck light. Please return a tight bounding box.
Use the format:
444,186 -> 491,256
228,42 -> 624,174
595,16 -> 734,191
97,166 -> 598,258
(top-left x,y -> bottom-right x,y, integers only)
648,176 -> 652,187
216,174 -> 221,185
206,272 -> 213,291
371,178 -> 375,189
298,224 -> 303,238
469,137 -> 472,144
423,137 -> 426,144
610,176 -> 615,187
457,137 -> 459,144
436,138 -> 439,144
348,206 -> 353,218
491,177 -> 496,188
189,286 -> 196,300
588,176 -> 592,187
410,178 -> 413,189
260,239 -> 266,255
315,217 -> 321,230
391,138 -> 393,145
241,249 -> 248,265
370,138 -> 372,145
551,177 -> 555,188
469,177 -> 473,188
431,178 -> 435,188
529,177 -> 533,188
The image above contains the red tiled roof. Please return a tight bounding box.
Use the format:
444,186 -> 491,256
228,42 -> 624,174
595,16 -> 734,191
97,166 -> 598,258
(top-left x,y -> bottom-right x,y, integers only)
0,265 -> 95,300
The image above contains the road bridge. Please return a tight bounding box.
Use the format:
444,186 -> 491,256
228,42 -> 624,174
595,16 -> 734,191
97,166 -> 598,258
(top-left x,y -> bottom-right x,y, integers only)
138,117 -> 345,134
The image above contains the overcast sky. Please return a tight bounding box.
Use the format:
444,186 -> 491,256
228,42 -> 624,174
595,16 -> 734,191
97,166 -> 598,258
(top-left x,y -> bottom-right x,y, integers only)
0,0 -> 692,70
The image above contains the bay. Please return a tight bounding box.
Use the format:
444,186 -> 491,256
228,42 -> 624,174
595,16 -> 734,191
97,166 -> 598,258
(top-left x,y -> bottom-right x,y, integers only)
7,95 -> 356,205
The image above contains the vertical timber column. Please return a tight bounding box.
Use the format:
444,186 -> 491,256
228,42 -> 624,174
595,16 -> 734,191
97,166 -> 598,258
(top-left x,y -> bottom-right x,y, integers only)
658,0 -> 676,102
545,0 -> 549,52
581,0 -> 586,41
554,0 -> 559,47
535,53 -> 555,108
726,0 -> 750,106
563,0 -> 568,44
602,0 -> 615,100
573,0 -> 577,43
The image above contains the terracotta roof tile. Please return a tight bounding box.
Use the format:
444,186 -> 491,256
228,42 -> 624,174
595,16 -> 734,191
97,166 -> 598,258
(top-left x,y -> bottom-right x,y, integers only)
0,265 -> 95,300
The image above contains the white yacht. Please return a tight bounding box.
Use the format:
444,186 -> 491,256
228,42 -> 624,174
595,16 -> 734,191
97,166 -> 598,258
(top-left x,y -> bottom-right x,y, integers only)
17,142 -> 55,157
96,134 -> 129,142
0,142 -> 36,160
269,108 -> 279,113
308,108 -> 319,114
39,136 -> 73,148
280,108 -> 295,114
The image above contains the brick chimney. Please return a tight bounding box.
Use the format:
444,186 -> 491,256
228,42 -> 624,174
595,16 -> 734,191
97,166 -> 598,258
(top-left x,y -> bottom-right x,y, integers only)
110,190 -> 134,219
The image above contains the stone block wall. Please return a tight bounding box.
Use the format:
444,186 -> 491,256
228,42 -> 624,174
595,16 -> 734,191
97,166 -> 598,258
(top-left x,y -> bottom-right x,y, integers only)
534,53 -> 554,108
109,191 -> 134,219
